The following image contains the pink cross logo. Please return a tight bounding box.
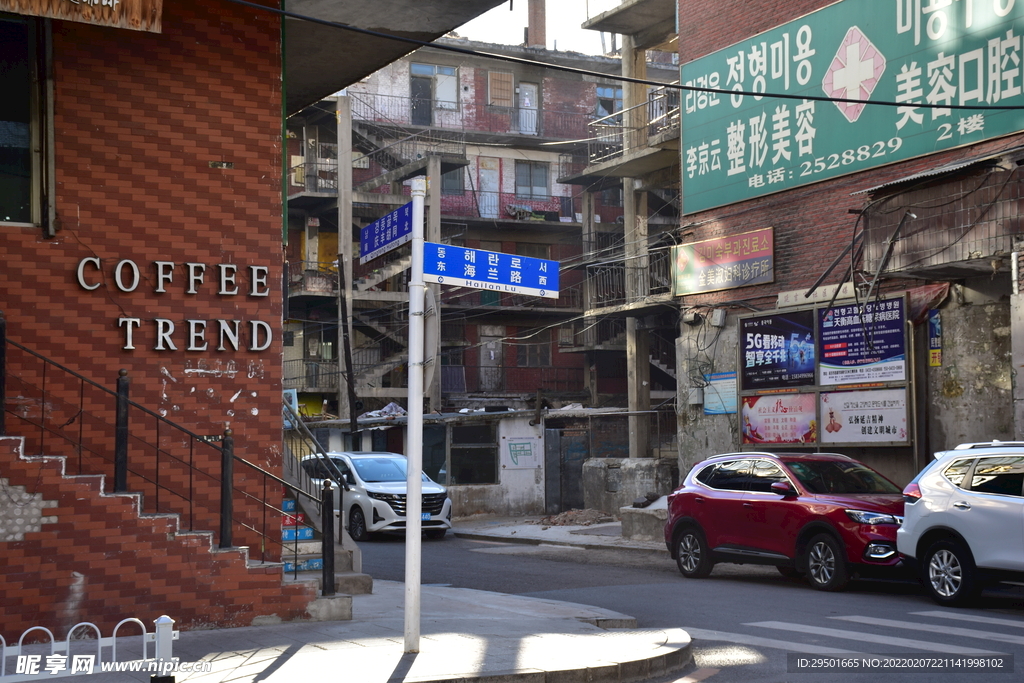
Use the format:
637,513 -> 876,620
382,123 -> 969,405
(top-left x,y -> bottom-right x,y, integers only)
822,27 -> 886,123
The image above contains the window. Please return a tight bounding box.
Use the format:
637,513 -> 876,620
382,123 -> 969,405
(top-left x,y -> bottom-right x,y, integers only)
703,460 -> 752,491
488,71 -> 514,107
450,423 -> 498,485
1,16 -> 48,228
943,458 -> 974,488
596,85 -> 622,119
970,456 -> 1024,496
517,329 -> 551,367
515,161 -> 548,199
748,460 -> 791,493
441,167 -> 464,195
601,187 -> 623,207
410,63 -> 457,110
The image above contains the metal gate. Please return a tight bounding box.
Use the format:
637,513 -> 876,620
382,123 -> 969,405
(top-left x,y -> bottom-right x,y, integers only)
544,428 -> 588,514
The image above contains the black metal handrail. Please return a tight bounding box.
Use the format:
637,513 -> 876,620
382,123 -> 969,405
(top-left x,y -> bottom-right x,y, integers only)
1,323 -> 339,594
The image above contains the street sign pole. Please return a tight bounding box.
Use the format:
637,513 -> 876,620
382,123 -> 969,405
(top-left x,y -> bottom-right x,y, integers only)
404,177 -> 426,653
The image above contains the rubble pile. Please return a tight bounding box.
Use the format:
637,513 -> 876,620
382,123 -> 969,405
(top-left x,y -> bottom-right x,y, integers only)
536,509 -> 615,526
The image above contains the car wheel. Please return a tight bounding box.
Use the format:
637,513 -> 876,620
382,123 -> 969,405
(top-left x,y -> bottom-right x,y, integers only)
675,527 -> 714,578
805,533 -> 849,591
923,539 -> 981,606
425,529 -> 447,540
348,506 -> 369,542
777,565 -> 802,578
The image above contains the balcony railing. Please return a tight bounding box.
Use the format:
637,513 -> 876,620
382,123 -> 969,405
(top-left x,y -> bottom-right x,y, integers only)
586,87 -> 681,167
283,359 -> 340,391
440,190 -> 575,222
289,157 -> 338,194
287,260 -> 339,297
348,91 -> 593,141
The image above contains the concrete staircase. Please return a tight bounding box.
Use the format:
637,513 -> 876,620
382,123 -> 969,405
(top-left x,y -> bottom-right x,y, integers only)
354,255 -> 411,291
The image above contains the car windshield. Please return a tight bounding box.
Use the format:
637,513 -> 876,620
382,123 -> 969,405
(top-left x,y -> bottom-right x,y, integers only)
351,457 -> 431,483
785,460 -> 900,494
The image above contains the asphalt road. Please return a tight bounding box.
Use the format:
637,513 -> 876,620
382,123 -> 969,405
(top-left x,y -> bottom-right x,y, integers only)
360,532 -> 1024,683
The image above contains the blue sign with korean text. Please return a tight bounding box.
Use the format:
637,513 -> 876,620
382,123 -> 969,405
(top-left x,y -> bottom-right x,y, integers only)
360,203 -> 412,264
740,310 -> 816,390
423,243 -> 560,299
818,297 -> 906,385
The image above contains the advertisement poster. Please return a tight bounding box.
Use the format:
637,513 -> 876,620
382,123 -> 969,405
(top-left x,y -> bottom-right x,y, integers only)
680,0 -> 1024,213
929,309 -> 942,367
704,372 -> 738,415
741,394 -> 817,445
820,388 -> 909,444
672,228 -> 773,295
818,298 -> 906,385
740,310 -> 816,390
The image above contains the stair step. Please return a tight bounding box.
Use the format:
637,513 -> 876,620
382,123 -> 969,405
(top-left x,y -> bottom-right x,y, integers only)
285,571 -> 373,596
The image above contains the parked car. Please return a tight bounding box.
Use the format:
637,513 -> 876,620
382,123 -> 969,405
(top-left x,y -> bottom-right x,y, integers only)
898,440 -> 1024,605
301,452 -> 453,541
664,451 -> 904,591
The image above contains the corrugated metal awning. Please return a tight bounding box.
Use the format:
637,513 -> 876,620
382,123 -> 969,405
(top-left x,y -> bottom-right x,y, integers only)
851,146 -> 1024,195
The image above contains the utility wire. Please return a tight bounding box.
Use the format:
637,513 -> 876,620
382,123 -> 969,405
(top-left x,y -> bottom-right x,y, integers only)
226,0 -> 1024,113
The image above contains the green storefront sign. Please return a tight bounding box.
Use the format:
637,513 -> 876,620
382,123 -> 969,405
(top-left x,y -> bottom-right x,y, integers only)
681,0 -> 1024,214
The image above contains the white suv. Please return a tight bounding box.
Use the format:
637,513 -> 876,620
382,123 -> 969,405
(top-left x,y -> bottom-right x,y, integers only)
897,441 -> 1024,605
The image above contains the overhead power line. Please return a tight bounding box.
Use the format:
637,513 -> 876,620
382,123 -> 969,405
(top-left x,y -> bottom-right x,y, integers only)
226,0 -> 1024,112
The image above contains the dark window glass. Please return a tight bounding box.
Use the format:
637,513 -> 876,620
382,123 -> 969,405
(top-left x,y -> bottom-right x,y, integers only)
785,460 -> 900,494
943,458 -> 974,488
704,459 -> 752,491
515,161 -> 548,198
441,167 -> 463,195
452,424 -> 493,444
970,456 -> 1024,496
0,18 -> 32,223
695,464 -> 716,485
748,460 -> 789,493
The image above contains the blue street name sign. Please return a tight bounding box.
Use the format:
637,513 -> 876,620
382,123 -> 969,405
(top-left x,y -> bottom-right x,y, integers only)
423,242 -> 560,299
359,203 -> 412,264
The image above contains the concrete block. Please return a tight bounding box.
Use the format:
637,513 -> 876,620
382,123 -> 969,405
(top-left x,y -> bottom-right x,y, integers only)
305,594 -> 352,621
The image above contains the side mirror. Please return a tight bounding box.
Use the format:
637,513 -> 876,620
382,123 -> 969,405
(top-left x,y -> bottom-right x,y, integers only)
771,481 -> 797,497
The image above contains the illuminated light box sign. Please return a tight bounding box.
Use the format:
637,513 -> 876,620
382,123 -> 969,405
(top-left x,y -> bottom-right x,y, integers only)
672,227 -> 774,295
741,393 -> 817,445
680,0 -> 1024,213
820,388 -> 909,444
740,309 -> 816,390
817,298 -> 906,385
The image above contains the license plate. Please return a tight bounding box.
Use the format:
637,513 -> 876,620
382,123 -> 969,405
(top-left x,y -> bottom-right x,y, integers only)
422,512 -> 431,521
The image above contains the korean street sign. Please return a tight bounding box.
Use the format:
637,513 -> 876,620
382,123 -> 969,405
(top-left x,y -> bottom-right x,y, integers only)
681,0 -> 1024,214
423,243 -> 560,299
359,203 -> 412,264
818,297 -> 907,385
672,227 -> 774,295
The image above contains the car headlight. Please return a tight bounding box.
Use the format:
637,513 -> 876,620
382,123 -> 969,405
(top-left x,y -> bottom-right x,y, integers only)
368,492 -> 402,501
845,509 -> 899,525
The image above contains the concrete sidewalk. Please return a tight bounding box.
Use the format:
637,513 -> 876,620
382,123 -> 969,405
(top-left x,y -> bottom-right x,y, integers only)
452,515 -> 671,554
82,517 -> 690,683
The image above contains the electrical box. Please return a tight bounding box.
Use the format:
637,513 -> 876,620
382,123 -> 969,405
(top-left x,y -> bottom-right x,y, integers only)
687,387 -> 704,405
682,310 -> 703,326
710,308 -> 727,327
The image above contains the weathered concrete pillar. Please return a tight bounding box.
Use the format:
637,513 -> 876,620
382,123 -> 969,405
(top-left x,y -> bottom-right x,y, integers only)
1012,249 -> 1024,439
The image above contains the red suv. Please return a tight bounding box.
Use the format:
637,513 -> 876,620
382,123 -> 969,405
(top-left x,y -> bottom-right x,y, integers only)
665,451 -> 904,591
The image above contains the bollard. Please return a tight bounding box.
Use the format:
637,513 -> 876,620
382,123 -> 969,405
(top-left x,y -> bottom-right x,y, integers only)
321,479 -> 336,596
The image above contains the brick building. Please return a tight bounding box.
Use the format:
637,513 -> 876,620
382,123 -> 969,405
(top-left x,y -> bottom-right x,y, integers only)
0,0 -> 500,638
284,33 -> 678,515
577,0 -> 1024,487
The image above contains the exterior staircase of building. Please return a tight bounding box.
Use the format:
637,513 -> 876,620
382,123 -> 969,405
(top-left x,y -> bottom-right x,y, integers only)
0,436 -> 353,636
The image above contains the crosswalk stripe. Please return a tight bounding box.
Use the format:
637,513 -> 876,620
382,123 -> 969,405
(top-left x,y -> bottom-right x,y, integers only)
744,621 -> 1004,655
832,615 -> 1024,646
912,610 -> 1024,629
684,627 -> 862,654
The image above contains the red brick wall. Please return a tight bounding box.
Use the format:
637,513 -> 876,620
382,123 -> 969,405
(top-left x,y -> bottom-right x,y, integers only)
1,0 -> 293,634
3,0 -> 284,464
0,438 -> 316,638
